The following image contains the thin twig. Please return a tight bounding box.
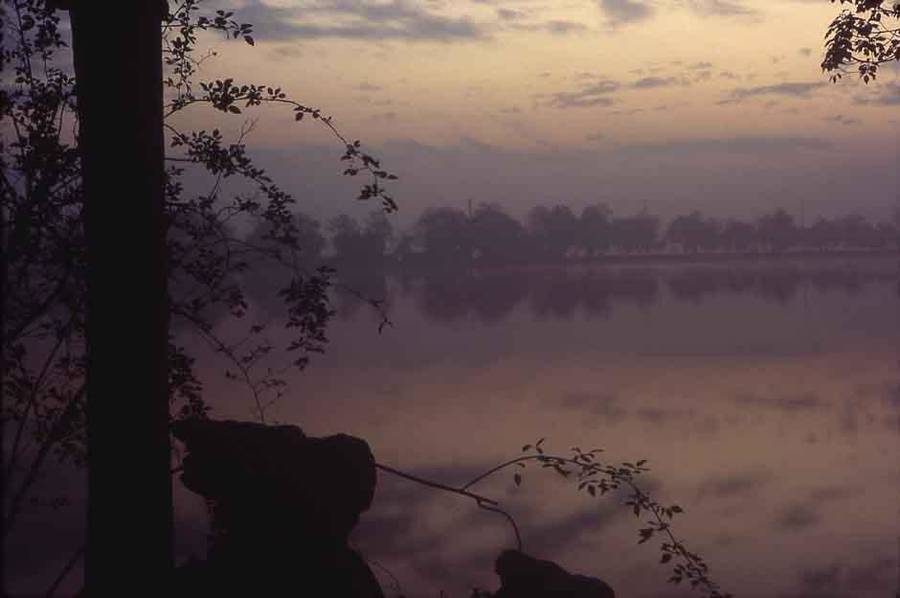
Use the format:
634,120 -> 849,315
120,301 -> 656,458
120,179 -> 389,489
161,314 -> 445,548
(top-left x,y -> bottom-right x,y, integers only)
374,462 -> 523,552
374,463 -> 498,507
44,544 -> 85,598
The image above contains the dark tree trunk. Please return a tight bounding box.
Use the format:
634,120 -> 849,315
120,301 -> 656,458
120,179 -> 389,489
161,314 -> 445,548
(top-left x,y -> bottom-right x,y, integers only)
70,2 -> 172,593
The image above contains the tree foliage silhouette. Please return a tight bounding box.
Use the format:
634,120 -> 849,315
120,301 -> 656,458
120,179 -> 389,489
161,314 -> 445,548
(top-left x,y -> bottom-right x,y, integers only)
822,0 -> 900,82
1,2 -> 397,589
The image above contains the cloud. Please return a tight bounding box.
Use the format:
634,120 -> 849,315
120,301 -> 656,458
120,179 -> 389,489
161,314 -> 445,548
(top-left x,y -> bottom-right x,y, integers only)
636,406 -> 696,423
798,47 -> 812,57
509,19 -> 589,34
774,503 -> 820,531
597,0 -> 654,26
542,79 -> 620,108
374,110 -> 397,120
796,558 -> 896,597
696,471 -> 771,500
621,136 -> 832,155
721,81 -> 827,103
541,19 -> 589,34
235,0 -> 487,42
824,114 -> 861,126
853,81 -> 900,106
524,507 -> 620,552
808,485 -> 856,504
557,391 -> 625,420
496,7 -> 523,20
632,75 -> 687,89
684,0 -> 757,16
734,391 -> 829,410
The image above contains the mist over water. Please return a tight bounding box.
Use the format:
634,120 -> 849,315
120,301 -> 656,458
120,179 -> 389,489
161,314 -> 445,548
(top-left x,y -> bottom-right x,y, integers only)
10,257 -> 897,597
205,255 -> 899,597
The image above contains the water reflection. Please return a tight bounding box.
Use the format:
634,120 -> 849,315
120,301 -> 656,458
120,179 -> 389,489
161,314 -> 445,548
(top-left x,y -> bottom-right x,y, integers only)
328,258 -> 898,326
213,257 -> 900,597
310,259 -> 900,598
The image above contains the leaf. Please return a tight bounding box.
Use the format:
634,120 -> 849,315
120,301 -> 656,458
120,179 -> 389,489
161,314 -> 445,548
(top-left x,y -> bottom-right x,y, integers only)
227,105 -> 241,114
513,473 -> 522,486
244,35 -> 254,46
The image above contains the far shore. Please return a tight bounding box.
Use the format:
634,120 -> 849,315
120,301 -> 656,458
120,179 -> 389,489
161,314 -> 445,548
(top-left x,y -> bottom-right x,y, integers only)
327,248 -> 900,276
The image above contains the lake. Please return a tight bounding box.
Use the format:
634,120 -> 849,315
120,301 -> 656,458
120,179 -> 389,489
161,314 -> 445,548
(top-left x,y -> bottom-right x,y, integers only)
12,256 -> 897,597
193,255 -> 899,598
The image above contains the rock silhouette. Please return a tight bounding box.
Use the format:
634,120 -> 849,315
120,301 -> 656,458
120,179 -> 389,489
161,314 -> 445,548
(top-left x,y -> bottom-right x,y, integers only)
171,419 -> 383,597
493,550 -> 615,598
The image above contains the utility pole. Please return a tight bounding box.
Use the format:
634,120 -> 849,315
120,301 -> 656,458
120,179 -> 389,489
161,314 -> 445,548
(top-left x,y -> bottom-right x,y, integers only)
69,1 -> 172,594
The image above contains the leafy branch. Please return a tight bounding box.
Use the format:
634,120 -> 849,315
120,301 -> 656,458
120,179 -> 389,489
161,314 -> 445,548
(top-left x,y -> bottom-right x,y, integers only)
822,0 -> 900,82
380,439 -> 732,598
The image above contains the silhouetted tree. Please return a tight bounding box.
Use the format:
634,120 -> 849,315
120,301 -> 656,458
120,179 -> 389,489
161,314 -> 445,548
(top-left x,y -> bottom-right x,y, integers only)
756,209 -> 797,253
2,2 -> 395,593
718,219 -> 756,252
330,214 -> 365,262
822,0 -> 900,82
417,207 -> 471,264
65,0 -> 174,591
471,203 -> 527,264
241,212 -> 327,314
666,211 -> 719,253
391,233 -> 416,265
805,217 -> 840,251
875,220 -> 898,250
610,212 -> 660,253
835,213 -> 881,249
891,205 -> 900,251
329,211 -> 393,267
578,204 -> 612,258
363,209 -> 394,258
526,204 -> 579,261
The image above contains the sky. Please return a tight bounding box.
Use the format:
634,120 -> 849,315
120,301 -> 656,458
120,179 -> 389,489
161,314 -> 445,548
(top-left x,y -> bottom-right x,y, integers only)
178,0 -> 900,225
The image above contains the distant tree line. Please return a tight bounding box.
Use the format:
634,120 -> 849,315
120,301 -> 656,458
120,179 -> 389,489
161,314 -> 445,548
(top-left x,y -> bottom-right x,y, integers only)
246,204 -> 900,271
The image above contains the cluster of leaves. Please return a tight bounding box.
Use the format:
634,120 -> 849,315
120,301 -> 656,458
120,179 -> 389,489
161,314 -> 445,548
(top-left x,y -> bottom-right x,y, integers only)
822,0 -> 900,82
498,440 -> 732,598
2,0 -> 90,533
163,1 -> 397,212
2,0 -> 397,544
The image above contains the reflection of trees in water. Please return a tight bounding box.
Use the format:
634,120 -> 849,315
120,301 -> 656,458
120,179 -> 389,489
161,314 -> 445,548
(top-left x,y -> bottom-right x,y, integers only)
417,269 -> 661,323
668,268 -> 799,305
405,264 -> 897,324
665,266 -> 894,306
415,271 -> 530,324
248,260 -> 898,325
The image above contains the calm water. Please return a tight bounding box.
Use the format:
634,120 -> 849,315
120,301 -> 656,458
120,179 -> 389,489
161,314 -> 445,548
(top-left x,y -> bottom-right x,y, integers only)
193,256 -> 900,598
15,257 -> 896,596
